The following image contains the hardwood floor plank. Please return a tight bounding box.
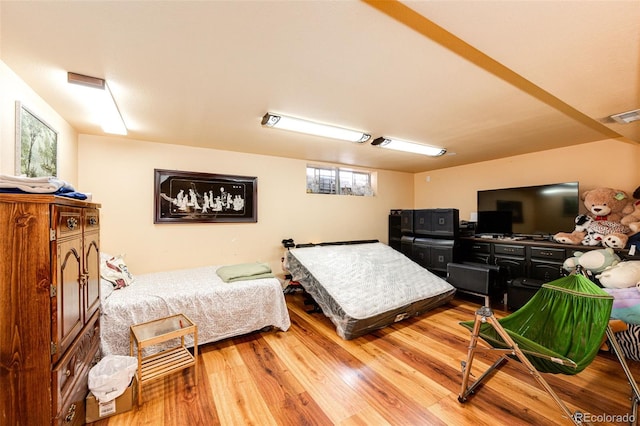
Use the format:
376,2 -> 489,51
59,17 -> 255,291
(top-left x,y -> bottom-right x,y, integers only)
262,325 -> 369,423
208,355 -> 278,425
285,309 -> 446,425
234,333 -> 333,425
289,308 -> 452,407
162,357 -> 218,426
337,406 -> 392,426
94,292 -> 640,426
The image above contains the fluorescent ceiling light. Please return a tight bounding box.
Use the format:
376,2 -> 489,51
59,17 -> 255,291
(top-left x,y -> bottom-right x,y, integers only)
67,72 -> 127,135
371,137 -> 446,157
262,113 -> 370,143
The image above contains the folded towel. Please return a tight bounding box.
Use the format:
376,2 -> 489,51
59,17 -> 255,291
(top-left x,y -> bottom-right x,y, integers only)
0,187 -> 87,200
216,262 -> 274,283
0,174 -> 75,193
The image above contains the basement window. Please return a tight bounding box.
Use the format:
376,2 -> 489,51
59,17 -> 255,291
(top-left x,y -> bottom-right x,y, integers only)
306,166 -> 374,196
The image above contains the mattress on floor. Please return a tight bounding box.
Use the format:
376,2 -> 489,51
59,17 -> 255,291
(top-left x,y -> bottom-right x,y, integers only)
286,242 -> 456,339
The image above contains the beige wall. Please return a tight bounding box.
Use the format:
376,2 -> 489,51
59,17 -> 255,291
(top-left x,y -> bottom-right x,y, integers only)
4,59 -> 640,278
78,135 -> 414,275
414,139 -> 640,223
0,61 -> 78,181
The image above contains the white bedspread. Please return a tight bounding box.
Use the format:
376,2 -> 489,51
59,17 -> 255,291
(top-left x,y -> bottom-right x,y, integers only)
100,265 -> 291,356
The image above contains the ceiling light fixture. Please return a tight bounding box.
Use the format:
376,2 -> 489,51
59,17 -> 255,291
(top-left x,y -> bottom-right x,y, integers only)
67,71 -> 127,135
371,137 -> 446,157
261,113 -> 370,143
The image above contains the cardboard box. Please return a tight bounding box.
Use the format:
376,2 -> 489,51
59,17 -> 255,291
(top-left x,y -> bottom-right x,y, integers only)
86,377 -> 137,423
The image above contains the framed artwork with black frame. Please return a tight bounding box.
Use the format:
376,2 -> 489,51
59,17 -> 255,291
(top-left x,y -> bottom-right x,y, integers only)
154,169 -> 257,223
15,101 -> 58,177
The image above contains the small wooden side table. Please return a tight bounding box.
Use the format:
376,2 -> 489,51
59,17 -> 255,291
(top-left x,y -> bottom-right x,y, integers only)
130,313 -> 198,405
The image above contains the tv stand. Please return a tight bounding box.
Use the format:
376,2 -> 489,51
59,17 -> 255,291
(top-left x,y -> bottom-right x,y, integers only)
460,236 -> 640,309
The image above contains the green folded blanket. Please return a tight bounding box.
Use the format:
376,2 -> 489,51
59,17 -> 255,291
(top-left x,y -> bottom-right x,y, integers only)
216,262 -> 274,283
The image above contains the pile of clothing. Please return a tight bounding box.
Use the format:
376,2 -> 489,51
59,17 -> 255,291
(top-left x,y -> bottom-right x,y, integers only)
0,174 -> 88,200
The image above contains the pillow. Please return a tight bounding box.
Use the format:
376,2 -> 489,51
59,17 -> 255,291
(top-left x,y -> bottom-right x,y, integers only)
100,278 -> 115,300
100,254 -> 135,289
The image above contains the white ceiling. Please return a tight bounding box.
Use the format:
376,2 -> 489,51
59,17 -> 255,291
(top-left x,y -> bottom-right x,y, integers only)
1,0 -> 638,173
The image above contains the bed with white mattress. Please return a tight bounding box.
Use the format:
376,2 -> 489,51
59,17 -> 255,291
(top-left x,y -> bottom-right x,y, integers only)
100,265 -> 291,356
286,241 -> 456,339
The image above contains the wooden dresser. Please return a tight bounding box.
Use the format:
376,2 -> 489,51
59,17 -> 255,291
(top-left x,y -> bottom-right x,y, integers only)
0,194 -> 101,425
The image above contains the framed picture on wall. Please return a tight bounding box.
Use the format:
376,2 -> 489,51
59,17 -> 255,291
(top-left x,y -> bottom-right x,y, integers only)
15,101 -> 58,177
154,169 -> 258,223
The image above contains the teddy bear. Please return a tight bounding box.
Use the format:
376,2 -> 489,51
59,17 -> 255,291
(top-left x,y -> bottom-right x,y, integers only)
553,187 -> 634,248
621,185 -> 640,235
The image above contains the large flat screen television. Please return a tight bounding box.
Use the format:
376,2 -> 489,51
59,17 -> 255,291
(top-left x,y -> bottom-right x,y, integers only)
476,182 -> 579,237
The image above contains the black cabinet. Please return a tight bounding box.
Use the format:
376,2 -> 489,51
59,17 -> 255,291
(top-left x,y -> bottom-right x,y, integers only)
402,208 -> 459,238
465,241 -> 491,265
414,208 -> 459,238
388,212 -> 402,251
400,236 -> 414,258
412,238 -> 459,273
400,210 -> 414,234
493,244 -> 526,281
390,209 -> 460,275
461,237 -> 640,310
528,246 -> 566,281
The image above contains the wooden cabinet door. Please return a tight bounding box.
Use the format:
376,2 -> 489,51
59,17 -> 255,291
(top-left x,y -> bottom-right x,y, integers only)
83,231 -> 100,322
83,208 -> 100,323
53,238 -> 83,361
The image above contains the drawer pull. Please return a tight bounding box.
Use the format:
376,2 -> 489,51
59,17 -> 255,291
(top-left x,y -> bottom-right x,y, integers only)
65,369 -> 71,377
89,217 -> 97,226
66,217 -> 78,230
64,403 -> 76,423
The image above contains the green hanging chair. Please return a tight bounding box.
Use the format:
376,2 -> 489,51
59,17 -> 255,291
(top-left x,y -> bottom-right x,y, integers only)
460,273 -> 613,375
457,272 -> 640,425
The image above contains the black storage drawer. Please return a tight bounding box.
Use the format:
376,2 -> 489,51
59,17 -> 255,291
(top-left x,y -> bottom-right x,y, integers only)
529,246 -> 566,261
400,210 -> 414,234
412,245 -> 429,268
469,242 -> 491,254
413,210 -> 431,235
400,236 -> 414,258
414,208 -> 459,237
429,245 -> 454,272
493,244 -> 525,257
413,238 -> 456,272
529,260 -> 564,282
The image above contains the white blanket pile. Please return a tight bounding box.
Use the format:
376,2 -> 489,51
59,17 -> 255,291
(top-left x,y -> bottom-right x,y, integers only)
0,174 -> 75,193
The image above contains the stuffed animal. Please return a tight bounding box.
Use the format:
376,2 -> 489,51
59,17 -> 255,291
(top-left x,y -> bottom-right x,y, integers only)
583,220 -> 632,247
562,248 -> 621,275
553,214 -> 593,246
596,261 -> 640,289
554,187 -> 634,248
621,186 -> 640,235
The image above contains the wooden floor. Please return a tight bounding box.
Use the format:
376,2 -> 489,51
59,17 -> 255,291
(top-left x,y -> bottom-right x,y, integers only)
91,293 -> 640,425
